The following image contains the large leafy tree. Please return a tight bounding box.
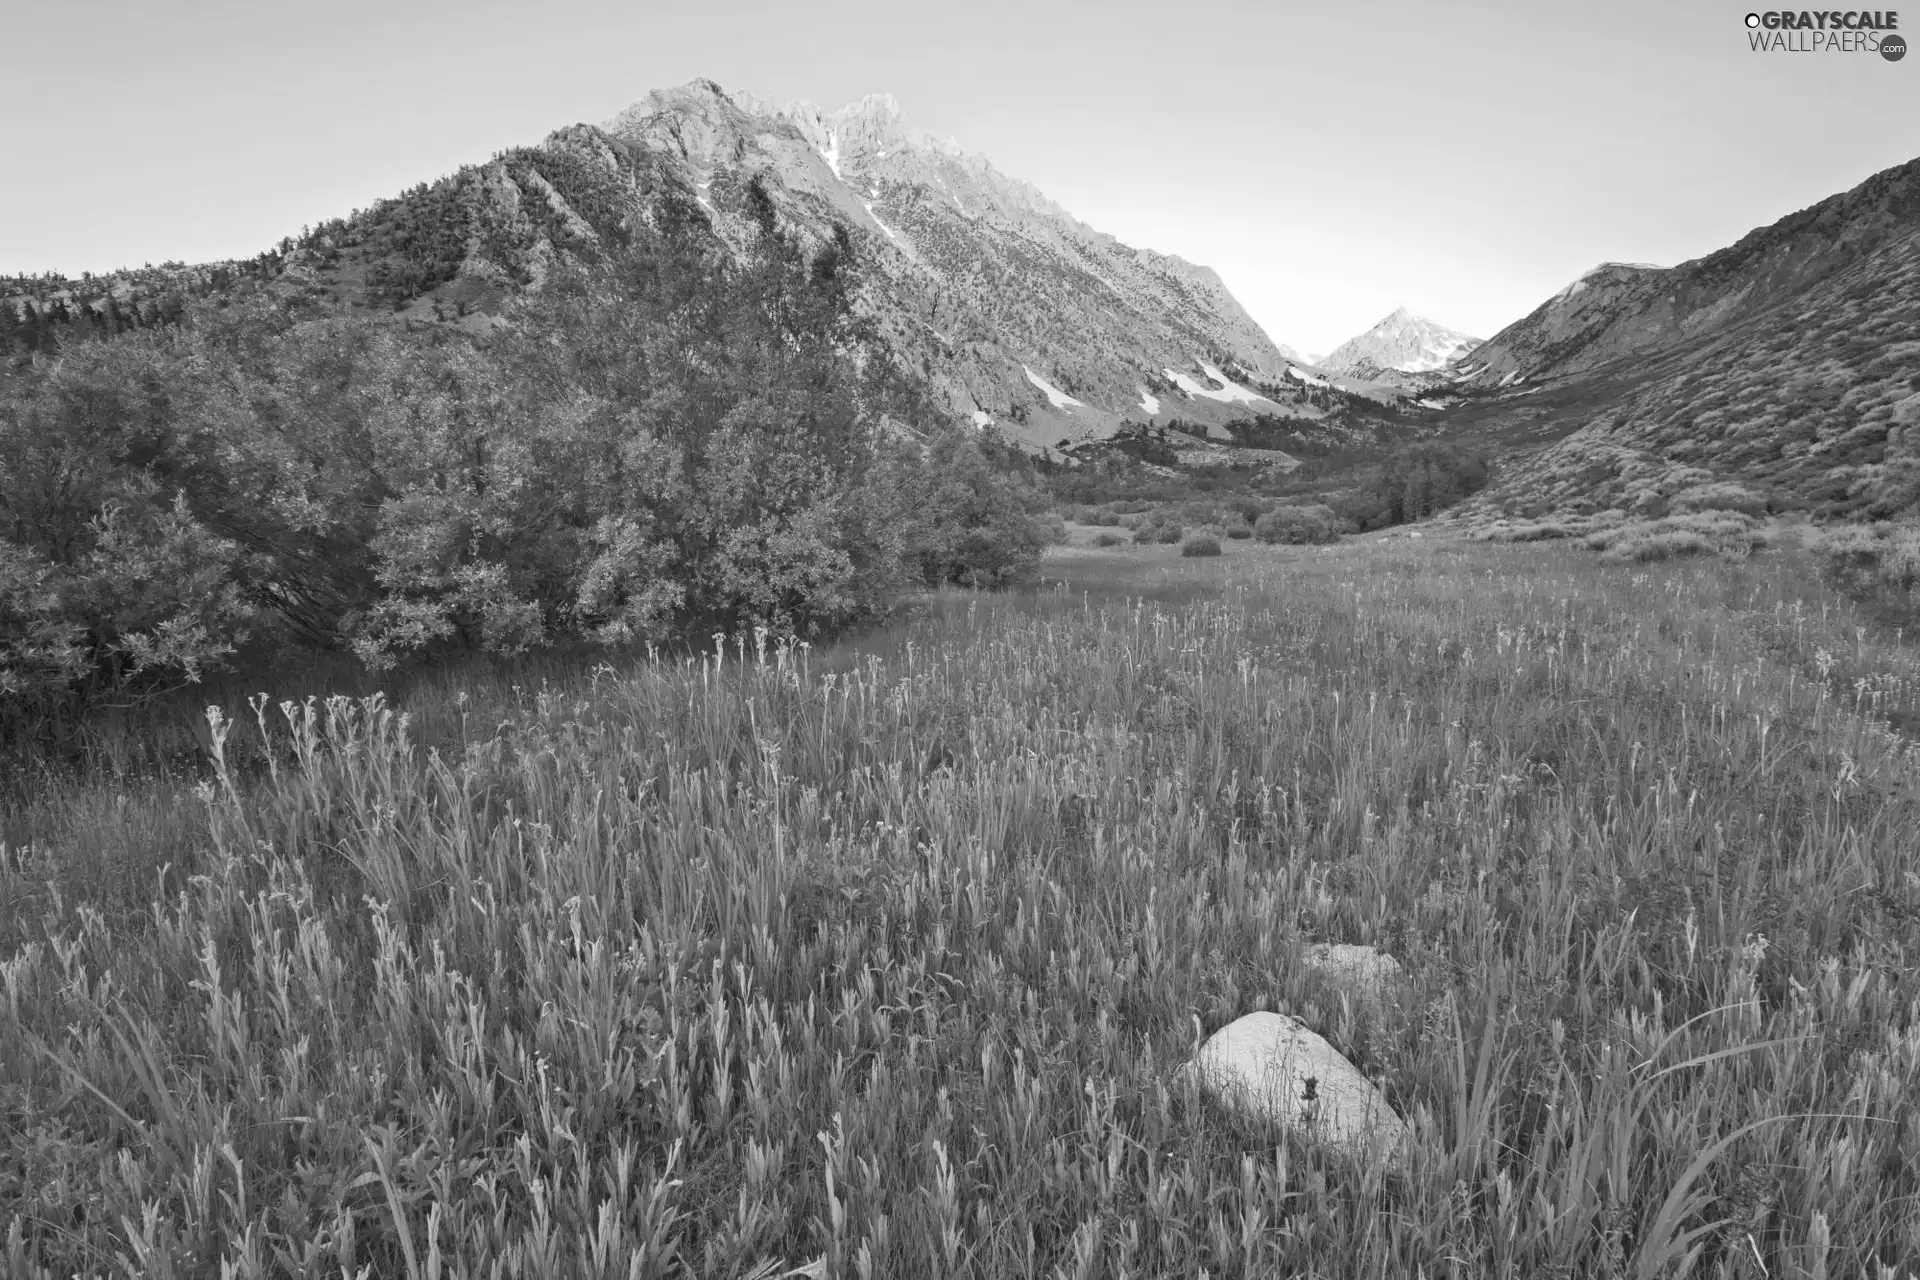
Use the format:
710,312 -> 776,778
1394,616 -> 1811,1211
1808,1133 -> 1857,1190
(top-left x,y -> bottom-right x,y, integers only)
1,175 -> 1047,736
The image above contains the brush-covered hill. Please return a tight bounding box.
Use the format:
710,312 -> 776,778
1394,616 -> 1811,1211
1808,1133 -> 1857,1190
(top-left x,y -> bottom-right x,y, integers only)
1458,156 -> 1920,390
1432,154 -> 1920,526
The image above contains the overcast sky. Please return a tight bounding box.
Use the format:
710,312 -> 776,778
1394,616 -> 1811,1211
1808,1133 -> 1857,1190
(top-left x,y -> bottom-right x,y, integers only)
3,0 -> 1914,353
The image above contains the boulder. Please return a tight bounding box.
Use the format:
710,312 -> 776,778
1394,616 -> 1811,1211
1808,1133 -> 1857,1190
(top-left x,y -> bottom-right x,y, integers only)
1180,1012 -> 1409,1164
1301,943 -> 1406,1014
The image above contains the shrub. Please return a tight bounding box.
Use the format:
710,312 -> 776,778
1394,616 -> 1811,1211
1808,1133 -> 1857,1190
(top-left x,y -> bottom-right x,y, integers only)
1253,505 -> 1342,545
1814,521 -> 1920,598
1224,495 -> 1268,525
1585,512 -> 1768,562
1601,531 -> 1713,562
1584,512 -> 1756,551
888,433 -> 1048,590
1328,441 -> 1490,531
1669,482 -> 1771,518
1225,521 -> 1253,540
1180,533 -> 1222,557
1147,523 -> 1185,545
1480,521 -> 1580,543
1042,514 -> 1071,545
1092,531 -> 1129,548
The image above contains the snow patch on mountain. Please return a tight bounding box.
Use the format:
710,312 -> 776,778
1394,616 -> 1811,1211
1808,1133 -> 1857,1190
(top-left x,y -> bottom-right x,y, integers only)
1287,366 -> 1330,388
820,129 -> 842,179
1199,363 -> 1266,402
863,202 -> 898,241
1024,366 -> 1084,409
970,410 -> 993,428
1138,387 -> 1161,415
1166,364 -> 1266,404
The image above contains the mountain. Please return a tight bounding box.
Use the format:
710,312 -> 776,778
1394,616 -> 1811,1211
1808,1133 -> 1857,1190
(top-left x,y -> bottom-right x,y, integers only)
1320,308 -> 1480,376
1458,157 -> 1920,392
3,81 -> 1320,460
1439,154 -> 1920,525
598,82 -> 1311,452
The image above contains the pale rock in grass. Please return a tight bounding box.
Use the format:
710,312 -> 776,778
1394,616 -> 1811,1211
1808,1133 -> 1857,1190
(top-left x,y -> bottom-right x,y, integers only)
1408,531 -> 1424,539
1301,943 -> 1407,1014
1180,1012 -> 1410,1165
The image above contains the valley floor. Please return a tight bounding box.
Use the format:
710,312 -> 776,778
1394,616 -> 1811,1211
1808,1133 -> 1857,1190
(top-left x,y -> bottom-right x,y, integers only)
5,533 -> 1920,1276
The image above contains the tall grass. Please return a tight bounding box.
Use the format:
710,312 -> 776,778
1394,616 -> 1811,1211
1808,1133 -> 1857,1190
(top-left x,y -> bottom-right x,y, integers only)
5,538 -> 1920,1276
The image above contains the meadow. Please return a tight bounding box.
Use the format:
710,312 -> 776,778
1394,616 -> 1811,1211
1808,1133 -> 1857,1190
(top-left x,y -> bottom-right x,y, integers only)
4,530 -> 1920,1278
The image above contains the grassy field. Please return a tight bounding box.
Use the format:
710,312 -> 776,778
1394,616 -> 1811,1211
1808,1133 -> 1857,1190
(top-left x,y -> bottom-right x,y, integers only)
5,532 -> 1920,1277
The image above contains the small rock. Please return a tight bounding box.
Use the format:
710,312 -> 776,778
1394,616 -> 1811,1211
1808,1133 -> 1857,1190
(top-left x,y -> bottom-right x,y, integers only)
1408,531 -> 1424,539
1180,1012 -> 1409,1164
1301,943 -> 1406,1012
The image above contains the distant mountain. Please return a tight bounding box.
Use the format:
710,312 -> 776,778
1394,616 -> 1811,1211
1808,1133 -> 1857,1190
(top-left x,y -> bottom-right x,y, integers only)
1320,309 -> 1480,376
1443,154 -> 1920,524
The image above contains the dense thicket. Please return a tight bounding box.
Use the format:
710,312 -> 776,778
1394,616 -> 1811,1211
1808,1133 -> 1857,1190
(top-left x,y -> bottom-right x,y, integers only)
1,191 -> 1046,737
1331,441 -> 1491,531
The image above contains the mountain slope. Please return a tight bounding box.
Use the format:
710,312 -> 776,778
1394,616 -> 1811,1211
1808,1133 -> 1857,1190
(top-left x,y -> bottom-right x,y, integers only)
599,82 -> 1307,452
1320,308 -> 1479,375
1460,157 -> 1920,389
1439,154 -> 1920,525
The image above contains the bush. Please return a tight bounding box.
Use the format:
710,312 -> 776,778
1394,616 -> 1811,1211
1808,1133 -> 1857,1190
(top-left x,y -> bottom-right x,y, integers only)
1815,521 -> 1920,599
1147,523 -> 1185,545
1253,505 -> 1342,545
1670,482 -> 1771,518
1328,442 -> 1490,531
1180,534 -> 1222,557
1584,512 -> 1768,563
1601,531 -> 1713,562
1092,531 -> 1129,548
1042,514 -> 1070,545
1224,495 -> 1268,525
1481,521 -> 1580,543
888,433 -> 1048,590
1225,521 -> 1253,540
1583,512 -> 1760,554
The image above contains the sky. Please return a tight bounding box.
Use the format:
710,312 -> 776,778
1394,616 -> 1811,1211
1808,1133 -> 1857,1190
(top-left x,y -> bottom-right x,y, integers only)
2,0 -> 1915,355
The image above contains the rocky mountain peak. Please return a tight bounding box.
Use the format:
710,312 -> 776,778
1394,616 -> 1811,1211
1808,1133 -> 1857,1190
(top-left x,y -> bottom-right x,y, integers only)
586,79 -> 1306,449
1322,310 -> 1480,375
